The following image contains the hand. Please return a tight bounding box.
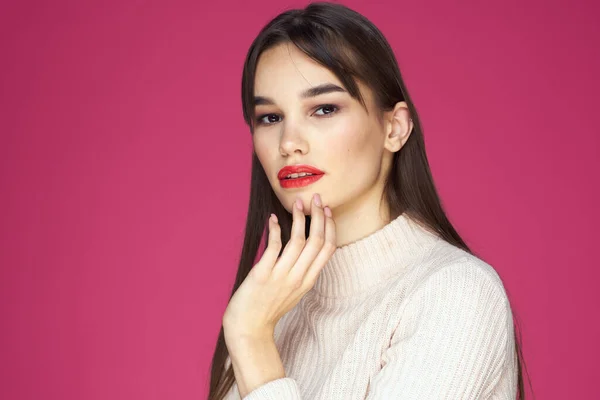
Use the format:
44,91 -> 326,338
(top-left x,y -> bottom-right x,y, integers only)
222,193 -> 336,343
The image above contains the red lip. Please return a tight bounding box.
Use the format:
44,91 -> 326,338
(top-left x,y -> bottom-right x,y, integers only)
277,164 -> 325,180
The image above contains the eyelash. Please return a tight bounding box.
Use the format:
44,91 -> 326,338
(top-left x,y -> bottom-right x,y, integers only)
255,104 -> 340,126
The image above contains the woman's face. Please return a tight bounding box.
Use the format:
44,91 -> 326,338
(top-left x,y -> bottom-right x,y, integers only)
252,42 -> 408,217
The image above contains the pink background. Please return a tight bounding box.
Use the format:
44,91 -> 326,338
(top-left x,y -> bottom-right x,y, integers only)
1,0 -> 598,399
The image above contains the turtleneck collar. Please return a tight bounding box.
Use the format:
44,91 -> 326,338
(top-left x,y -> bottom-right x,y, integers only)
311,212 -> 442,298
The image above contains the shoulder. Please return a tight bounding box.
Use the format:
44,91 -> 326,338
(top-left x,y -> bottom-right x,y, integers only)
390,240 -> 513,333
409,239 -> 509,303
380,241 -> 516,399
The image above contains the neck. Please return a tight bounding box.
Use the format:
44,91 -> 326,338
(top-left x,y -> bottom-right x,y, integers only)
311,211 -> 442,298
329,187 -> 391,248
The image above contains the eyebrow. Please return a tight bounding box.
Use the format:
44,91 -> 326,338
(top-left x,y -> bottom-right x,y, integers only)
253,83 -> 348,106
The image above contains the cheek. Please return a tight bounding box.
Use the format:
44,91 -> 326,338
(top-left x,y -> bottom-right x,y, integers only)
253,134 -> 277,172
328,118 -> 381,167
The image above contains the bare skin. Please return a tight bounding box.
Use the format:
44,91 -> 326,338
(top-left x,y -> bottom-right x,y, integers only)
251,42 -> 413,246
222,42 -> 414,397
223,193 -> 335,397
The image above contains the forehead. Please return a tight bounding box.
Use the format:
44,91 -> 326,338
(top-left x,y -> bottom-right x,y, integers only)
254,42 -> 345,97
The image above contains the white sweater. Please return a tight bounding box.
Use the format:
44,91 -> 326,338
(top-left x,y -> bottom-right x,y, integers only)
223,213 -> 518,399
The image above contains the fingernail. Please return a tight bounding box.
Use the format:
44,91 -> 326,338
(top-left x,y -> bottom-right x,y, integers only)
324,206 -> 332,217
295,198 -> 303,211
313,193 -> 322,207
270,213 -> 278,223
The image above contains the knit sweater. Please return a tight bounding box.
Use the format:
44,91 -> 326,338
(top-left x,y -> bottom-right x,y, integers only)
223,213 -> 518,399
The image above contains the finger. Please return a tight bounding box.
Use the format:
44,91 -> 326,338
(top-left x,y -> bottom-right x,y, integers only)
288,193 -> 326,284
253,214 -> 282,276
262,214 -> 282,266
304,206 -> 336,285
272,197 -> 306,276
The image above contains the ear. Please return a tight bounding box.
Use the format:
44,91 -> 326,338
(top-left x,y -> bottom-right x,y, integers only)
383,101 -> 414,153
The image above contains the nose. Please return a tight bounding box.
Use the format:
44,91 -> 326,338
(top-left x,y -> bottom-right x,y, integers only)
279,119 -> 309,157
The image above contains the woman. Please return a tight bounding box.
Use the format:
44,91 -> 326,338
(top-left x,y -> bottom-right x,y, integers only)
208,2 -> 528,399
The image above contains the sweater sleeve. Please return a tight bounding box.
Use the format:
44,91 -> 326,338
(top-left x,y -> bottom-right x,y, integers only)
366,263 -> 512,399
241,378 -> 301,399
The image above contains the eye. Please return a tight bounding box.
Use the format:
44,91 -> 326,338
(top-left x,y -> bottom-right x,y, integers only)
314,104 -> 338,116
254,104 -> 340,126
255,114 -> 281,125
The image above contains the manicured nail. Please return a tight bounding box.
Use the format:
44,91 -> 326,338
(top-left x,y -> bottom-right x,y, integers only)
270,213 -> 278,223
295,198 -> 303,211
324,206 -> 332,217
313,193 -> 322,207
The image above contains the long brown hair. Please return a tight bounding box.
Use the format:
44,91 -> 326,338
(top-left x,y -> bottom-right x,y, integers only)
208,2 -> 532,399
